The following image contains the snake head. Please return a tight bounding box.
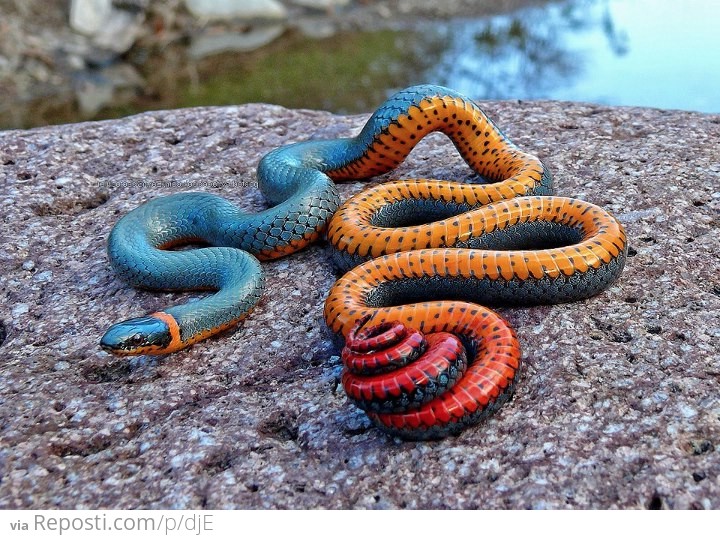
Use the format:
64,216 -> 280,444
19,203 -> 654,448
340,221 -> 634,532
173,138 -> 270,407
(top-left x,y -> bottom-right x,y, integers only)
100,316 -> 173,356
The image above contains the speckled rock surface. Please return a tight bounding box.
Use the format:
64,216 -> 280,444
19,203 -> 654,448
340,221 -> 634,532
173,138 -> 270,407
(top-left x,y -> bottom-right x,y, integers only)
0,100 -> 718,509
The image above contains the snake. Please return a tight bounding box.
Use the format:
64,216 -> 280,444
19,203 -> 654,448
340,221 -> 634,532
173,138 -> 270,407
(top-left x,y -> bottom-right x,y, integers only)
100,84 -> 627,440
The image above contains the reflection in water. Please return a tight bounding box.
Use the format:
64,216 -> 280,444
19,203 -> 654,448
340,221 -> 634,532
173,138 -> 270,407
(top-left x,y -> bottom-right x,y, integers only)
150,0 -> 632,116
4,0 -> 718,128
599,3 -> 629,55
548,0 -> 719,112
423,13 -> 583,100
419,0 -> 719,112
170,0 -> 616,114
123,0 -> 720,115
422,0 -> 637,102
173,30 -> 448,115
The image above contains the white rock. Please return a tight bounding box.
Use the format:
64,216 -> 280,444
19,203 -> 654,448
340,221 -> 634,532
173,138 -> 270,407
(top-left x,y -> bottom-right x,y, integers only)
102,63 -> 145,89
184,0 -> 287,20
291,0 -> 350,9
75,78 -> 115,116
70,0 -> 145,54
0,55 -> 12,73
70,0 -> 113,35
189,25 -> 285,58
296,17 -> 337,39
93,10 -> 145,53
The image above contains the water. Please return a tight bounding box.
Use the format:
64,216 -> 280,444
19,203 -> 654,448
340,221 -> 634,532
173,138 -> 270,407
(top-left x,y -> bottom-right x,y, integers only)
162,0 -> 720,115
431,0 -> 719,113
559,0 -> 719,112
5,0 -> 719,129
129,0 -> 720,115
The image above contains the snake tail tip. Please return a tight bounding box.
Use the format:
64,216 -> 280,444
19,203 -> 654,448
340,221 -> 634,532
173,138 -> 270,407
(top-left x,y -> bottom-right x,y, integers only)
340,318 -> 471,440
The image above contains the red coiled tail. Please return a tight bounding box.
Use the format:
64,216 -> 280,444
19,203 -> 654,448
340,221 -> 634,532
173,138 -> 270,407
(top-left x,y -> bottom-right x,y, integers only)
343,315 -> 515,439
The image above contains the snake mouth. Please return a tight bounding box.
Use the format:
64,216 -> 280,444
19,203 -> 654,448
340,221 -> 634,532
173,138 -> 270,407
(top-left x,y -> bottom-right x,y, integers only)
100,316 -> 173,356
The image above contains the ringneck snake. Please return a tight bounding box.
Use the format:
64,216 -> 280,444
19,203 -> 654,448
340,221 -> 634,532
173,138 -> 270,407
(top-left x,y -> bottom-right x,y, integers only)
101,85 -> 627,440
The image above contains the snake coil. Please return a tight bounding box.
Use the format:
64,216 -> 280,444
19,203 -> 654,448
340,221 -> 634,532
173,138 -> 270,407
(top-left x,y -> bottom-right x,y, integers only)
100,84 -> 626,441
341,314 -> 521,440
340,306 -> 520,440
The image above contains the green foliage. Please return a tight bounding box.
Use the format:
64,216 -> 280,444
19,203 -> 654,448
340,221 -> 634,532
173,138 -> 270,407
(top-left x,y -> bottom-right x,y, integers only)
177,29 -> 434,113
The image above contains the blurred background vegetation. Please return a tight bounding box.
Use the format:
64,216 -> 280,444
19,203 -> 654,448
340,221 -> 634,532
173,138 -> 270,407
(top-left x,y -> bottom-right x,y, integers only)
1,0 -> 717,130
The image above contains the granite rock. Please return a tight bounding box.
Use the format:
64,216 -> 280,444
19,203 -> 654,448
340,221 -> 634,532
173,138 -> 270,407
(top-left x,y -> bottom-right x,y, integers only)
0,100 -> 718,509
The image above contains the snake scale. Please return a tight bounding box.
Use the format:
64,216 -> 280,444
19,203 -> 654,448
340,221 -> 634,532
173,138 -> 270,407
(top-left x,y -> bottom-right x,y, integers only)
101,84 -> 627,439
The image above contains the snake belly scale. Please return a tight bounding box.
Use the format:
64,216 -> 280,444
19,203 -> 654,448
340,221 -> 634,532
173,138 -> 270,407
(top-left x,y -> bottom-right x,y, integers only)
101,84 -> 627,440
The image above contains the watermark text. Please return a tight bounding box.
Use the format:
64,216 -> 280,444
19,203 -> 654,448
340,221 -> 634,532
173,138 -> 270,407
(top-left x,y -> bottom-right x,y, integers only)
95,178 -> 257,190
7,513 -> 213,535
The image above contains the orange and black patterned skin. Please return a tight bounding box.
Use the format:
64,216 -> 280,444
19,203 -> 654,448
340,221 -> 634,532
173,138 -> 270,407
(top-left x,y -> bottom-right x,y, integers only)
323,86 -> 628,440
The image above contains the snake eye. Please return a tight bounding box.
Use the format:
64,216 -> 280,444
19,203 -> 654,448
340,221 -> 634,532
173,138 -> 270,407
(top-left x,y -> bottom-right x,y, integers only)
131,333 -> 144,344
